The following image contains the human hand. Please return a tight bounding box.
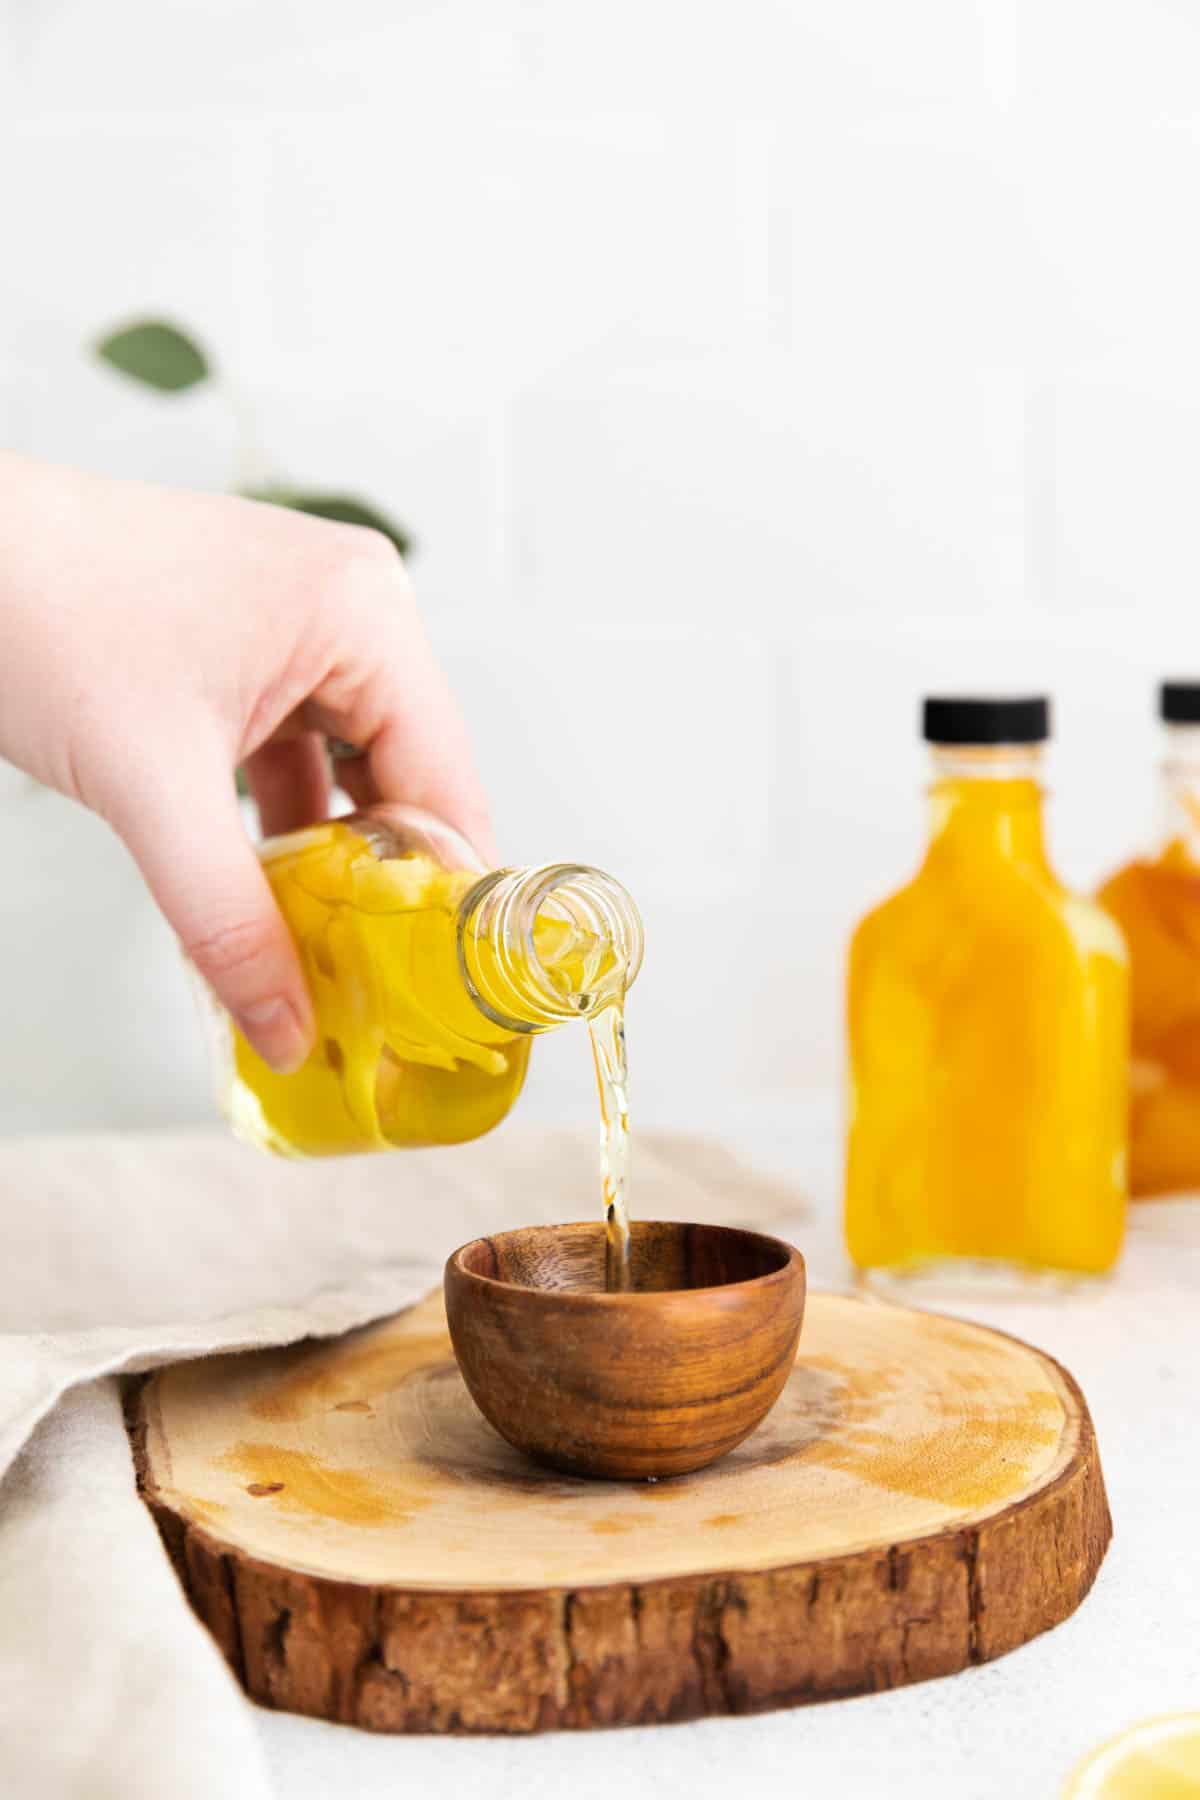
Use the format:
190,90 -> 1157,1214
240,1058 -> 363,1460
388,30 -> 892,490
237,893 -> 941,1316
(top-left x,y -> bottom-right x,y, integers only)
0,451 -> 494,1072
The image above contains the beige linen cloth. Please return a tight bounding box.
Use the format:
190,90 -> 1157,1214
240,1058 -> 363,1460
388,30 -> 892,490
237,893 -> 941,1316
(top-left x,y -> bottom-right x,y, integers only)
0,1126 -> 805,1800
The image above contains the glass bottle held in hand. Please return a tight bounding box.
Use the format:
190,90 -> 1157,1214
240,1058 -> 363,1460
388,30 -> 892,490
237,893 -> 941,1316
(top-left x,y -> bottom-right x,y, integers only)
1098,682 -> 1200,1196
845,696 -> 1128,1291
200,807 -> 643,1288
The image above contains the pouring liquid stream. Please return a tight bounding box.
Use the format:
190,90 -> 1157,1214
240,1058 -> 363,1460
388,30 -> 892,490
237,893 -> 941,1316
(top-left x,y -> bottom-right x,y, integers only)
589,999 -> 632,1291
533,878 -> 637,1294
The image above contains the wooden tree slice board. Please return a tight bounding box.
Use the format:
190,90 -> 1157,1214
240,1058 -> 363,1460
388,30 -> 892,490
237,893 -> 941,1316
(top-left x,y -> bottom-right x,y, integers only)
130,1291 -> 1111,1733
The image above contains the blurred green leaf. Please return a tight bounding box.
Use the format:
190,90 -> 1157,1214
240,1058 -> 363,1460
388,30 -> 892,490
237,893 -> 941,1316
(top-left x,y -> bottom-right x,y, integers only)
95,320 -> 211,392
243,487 -> 411,557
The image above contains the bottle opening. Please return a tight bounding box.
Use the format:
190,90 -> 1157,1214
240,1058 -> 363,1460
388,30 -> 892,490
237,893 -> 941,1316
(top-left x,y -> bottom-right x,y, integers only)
458,863 -> 644,1033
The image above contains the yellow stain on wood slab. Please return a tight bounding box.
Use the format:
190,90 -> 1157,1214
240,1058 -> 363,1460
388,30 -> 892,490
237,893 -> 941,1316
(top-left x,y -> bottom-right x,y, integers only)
220,1443 -> 432,1528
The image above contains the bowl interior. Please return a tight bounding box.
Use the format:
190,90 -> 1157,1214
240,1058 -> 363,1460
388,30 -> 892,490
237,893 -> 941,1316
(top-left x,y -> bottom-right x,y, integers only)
455,1220 -> 792,1296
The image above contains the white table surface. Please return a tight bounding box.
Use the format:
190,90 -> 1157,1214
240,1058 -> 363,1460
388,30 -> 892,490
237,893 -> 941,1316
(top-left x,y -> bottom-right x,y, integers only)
250,1100 -> 1200,1800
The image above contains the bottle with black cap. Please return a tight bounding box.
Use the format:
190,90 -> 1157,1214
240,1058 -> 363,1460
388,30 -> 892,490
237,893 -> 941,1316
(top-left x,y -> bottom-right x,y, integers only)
1098,682 -> 1200,1196
845,695 -> 1128,1288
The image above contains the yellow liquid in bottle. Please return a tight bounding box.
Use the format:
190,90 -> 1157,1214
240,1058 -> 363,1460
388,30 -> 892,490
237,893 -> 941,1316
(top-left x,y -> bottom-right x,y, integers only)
845,766 -> 1128,1280
1098,839 -> 1200,1197
226,822 -> 624,1158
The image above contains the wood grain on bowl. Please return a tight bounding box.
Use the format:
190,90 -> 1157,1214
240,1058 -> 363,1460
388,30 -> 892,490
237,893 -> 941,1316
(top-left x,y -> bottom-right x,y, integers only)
444,1221 -> 807,1479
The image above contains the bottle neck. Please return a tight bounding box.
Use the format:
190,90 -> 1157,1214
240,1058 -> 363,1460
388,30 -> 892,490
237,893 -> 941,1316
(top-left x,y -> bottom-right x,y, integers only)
457,864 -> 644,1034
1161,726 -> 1200,859
924,745 -> 1048,869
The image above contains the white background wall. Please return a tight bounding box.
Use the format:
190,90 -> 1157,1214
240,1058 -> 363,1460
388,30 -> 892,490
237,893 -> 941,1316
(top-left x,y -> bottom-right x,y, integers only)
1,0 -> 1197,1133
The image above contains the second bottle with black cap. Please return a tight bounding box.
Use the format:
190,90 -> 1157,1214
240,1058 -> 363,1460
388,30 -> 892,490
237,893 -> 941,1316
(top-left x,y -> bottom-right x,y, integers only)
845,695 -> 1129,1289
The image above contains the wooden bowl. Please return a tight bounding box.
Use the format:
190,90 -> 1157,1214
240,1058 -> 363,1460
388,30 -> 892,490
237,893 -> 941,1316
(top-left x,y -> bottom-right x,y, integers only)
444,1220 -> 806,1480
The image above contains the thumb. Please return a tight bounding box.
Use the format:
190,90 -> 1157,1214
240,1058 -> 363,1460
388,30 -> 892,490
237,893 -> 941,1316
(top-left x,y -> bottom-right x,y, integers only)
106,749 -> 315,1074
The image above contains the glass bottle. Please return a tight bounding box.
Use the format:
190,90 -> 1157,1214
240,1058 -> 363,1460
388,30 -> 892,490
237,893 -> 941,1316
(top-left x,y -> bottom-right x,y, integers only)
845,696 -> 1128,1289
1097,682 -> 1200,1196
200,806 -> 644,1156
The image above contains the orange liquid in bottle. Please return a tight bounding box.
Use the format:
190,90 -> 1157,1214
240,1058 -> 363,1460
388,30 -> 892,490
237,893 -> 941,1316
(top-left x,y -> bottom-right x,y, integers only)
846,736 -> 1128,1281
1098,837 -> 1200,1196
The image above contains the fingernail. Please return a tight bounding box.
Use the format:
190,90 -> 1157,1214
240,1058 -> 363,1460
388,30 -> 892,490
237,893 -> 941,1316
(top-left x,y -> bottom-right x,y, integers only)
238,998 -> 311,1074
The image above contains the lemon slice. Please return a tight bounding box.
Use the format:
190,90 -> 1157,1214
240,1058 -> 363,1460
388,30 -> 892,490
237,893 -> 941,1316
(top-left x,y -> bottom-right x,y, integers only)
1064,1715 -> 1200,1797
